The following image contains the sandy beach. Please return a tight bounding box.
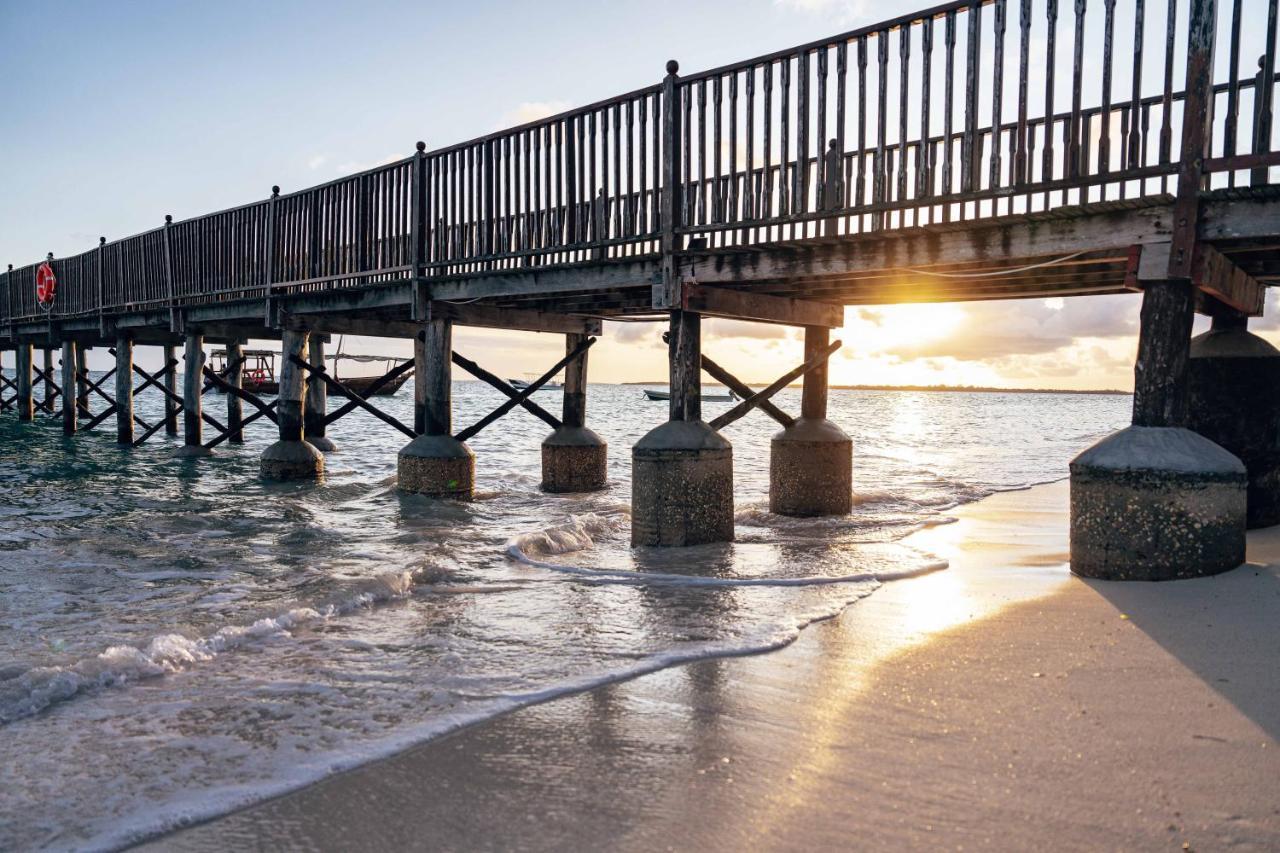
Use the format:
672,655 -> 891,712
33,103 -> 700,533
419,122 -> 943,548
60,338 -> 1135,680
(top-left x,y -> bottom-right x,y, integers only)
141,479 -> 1280,851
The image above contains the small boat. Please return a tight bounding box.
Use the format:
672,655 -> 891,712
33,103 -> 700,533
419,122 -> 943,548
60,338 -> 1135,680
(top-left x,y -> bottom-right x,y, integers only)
208,350 -> 412,397
509,375 -> 563,392
643,388 -> 738,402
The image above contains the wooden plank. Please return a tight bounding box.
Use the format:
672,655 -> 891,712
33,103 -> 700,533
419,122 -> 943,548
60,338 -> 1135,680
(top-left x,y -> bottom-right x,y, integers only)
290,355 -> 414,439
682,283 -> 843,327
709,338 -> 841,431
700,352 -> 795,428
1192,243 -> 1265,315
449,350 -> 562,432
453,337 -> 591,441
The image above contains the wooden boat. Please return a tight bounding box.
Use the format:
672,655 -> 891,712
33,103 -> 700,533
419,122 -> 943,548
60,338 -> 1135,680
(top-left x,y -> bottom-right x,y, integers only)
208,350 -> 412,397
643,388 -> 737,402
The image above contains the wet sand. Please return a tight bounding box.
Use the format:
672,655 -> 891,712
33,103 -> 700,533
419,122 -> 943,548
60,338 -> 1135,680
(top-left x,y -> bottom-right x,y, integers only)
146,481 -> 1280,851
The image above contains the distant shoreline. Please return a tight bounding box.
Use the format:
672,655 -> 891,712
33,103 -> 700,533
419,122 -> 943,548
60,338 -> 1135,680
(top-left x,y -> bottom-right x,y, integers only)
618,381 -> 1129,396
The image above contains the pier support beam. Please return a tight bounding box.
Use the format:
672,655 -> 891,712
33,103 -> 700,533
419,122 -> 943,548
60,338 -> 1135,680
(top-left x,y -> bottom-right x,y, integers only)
60,341 -> 76,436
770,325 -> 853,516
163,344 -> 179,435
1070,280 -> 1247,580
1186,314 -> 1280,528
15,344 -> 32,421
226,339 -> 245,445
398,318 -> 474,498
632,310 -> 734,546
542,332 -> 607,493
42,348 -> 54,413
75,343 -> 90,417
304,334 -> 336,452
261,329 -> 323,480
115,335 -> 133,445
175,334 -> 211,457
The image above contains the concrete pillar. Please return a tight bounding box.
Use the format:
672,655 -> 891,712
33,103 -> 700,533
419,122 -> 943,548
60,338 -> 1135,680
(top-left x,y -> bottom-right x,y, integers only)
770,325 -> 853,516
304,334 -> 336,452
15,344 -> 32,421
226,340 -> 245,445
398,318 -> 474,498
260,329 -> 323,479
115,336 -> 133,445
60,340 -> 76,436
75,342 -> 91,417
163,344 -> 179,435
174,334 -> 211,457
1186,314 -> 1280,528
542,332 -> 607,492
632,310 -> 734,546
1070,279 -> 1246,580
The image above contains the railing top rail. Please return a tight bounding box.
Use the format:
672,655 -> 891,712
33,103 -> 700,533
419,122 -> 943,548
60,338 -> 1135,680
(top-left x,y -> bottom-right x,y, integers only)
677,0 -> 990,85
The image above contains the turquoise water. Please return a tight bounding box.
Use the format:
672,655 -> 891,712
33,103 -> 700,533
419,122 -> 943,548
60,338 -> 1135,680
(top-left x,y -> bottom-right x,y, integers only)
0,376 -> 1129,850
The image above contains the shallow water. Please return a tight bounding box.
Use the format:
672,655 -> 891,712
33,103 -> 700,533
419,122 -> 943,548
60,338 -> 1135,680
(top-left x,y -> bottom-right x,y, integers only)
0,376 -> 1128,850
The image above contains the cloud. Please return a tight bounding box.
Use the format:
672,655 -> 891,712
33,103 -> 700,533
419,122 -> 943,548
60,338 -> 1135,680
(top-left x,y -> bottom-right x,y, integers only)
333,153 -> 405,174
773,0 -> 873,25
306,154 -> 328,170
502,100 -> 573,128
858,308 -> 884,326
607,319 -> 664,345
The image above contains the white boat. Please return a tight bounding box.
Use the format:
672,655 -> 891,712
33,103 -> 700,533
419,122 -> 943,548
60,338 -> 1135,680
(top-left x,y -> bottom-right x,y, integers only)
643,388 -> 737,402
509,376 -> 563,391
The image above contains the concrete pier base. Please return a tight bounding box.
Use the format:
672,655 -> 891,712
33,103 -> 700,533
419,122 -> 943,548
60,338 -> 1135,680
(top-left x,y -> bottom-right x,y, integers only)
1187,321 -> 1280,528
398,434 -> 475,499
542,427 -> 608,493
260,439 -> 324,480
770,418 -> 853,516
631,420 -> 733,547
1069,426 -> 1246,581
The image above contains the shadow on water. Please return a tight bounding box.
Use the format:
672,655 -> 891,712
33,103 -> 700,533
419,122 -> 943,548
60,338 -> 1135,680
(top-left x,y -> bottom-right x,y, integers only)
1082,559 -> 1280,742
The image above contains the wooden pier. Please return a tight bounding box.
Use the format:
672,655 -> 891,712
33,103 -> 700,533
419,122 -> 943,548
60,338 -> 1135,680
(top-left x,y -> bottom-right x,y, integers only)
3,0 -> 1280,578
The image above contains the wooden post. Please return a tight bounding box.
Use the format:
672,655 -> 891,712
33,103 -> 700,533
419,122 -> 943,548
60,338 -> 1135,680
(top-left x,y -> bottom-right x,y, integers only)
61,340 -> 76,435
1132,279 -> 1196,427
15,343 -> 32,421
658,59 -> 682,309
801,325 -> 830,420
115,335 -> 133,444
562,332 -> 588,429
418,318 -> 452,436
226,339 -> 245,444
304,334 -> 335,450
163,344 -> 179,435
276,329 -> 307,443
42,347 -> 54,411
668,310 -> 700,422
183,334 -> 205,448
75,342 -> 91,417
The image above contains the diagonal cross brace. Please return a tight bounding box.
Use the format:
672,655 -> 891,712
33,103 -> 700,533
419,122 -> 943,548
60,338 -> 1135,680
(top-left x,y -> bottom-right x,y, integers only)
450,352 -> 563,433
453,337 -> 594,443
708,339 -> 842,432
322,358 -> 415,427
700,353 -> 795,429
201,366 -> 278,425
206,400 -> 279,450
289,356 -> 416,440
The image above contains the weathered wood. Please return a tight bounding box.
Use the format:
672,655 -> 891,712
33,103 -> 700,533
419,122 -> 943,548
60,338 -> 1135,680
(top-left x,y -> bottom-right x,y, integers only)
450,351 -> 563,432
163,343 -> 179,435
1192,243 -> 1265,315
709,338 -> 842,431
15,344 -> 32,421
276,329 -> 307,442
1132,278 -> 1195,427
75,343 -> 91,418
304,335 -> 327,444
418,318 -> 451,436
206,400 -> 278,450
226,339 -> 245,443
42,348 -> 55,413
454,337 -> 592,442
562,332 -> 588,429
1167,0 -> 1218,281
287,304 -> 600,338
801,325 -> 830,420
682,283 -> 843,328
323,359 -> 415,427
61,340 -> 77,436
289,356 -> 415,440
669,310 -> 701,422
700,352 -> 795,428
115,336 -> 133,444
183,334 -> 205,447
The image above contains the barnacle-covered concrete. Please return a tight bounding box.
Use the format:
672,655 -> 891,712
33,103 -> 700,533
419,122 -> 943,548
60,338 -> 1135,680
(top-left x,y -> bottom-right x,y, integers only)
1187,324 -> 1280,529
1069,426 -> 1246,580
541,426 -> 608,493
631,420 -> 733,547
260,439 -> 323,481
397,434 -> 474,499
770,418 -> 853,517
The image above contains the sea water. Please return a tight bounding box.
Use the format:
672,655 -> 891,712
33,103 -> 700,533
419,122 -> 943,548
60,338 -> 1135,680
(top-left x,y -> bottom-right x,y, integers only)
0,379 -> 1128,850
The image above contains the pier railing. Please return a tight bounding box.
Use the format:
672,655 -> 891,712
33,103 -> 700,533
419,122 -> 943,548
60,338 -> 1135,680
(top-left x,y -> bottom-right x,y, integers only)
4,0 -> 1277,325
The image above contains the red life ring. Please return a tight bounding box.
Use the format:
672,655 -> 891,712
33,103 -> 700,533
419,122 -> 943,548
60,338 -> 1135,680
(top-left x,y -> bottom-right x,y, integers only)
35,263 -> 57,306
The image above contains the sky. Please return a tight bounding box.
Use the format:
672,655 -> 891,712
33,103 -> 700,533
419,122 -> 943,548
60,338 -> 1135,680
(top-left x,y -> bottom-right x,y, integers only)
2,0 -> 1277,388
